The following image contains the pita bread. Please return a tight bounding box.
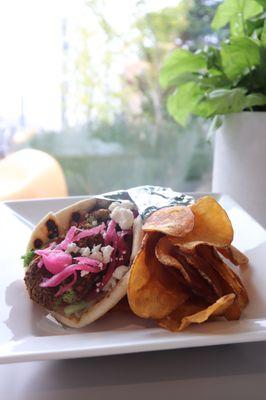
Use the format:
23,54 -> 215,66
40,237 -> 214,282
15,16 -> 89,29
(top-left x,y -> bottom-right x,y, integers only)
25,196 -> 143,328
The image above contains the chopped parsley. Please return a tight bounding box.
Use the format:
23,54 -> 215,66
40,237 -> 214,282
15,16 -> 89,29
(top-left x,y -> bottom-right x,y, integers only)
21,250 -> 35,268
62,289 -> 76,304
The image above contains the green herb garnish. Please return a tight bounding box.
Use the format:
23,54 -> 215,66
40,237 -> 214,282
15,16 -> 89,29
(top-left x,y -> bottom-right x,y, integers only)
64,301 -> 88,317
62,289 -> 76,304
21,250 -> 35,268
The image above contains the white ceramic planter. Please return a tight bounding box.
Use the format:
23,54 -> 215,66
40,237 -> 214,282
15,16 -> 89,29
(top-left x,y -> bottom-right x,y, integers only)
212,112 -> 266,227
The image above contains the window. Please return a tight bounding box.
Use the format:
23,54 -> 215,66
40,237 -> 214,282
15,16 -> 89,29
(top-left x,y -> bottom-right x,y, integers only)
0,0 -> 216,196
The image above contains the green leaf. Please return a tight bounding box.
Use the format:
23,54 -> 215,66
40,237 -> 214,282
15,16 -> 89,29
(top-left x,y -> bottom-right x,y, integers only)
204,46 -> 223,71
212,0 -> 263,31
261,20 -> 266,44
160,49 -> 206,88
161,72 -> 199,88
230,14 -> 246,37
166,82 -> 204,126
221,37 -> 260,80
255,0 -> 266,8
21,250 -> 35,268
162,0 -> 266,125
244,93 -> 266,108
207,115 -> 224,141
200,69 -> 231,89
195,88 -> 247,117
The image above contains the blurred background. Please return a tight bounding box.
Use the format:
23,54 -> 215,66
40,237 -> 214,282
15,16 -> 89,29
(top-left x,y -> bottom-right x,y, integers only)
0,0 -> 220,198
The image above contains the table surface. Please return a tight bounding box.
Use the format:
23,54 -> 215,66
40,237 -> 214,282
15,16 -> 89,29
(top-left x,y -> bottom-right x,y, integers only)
1,341 -> 266,400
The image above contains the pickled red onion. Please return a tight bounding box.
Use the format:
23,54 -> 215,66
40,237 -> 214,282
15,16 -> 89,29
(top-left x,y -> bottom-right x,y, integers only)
36,212 -> 136,296
74,223 -> 105,242
41,250 -> 72,274
117,232 -> 128,253
105,220 -> 117,246
74,256 -> 103,268
35,249 -> 52,256
55,271 -> 78,297
100,260 -> 117,288
100,231 -> 131,289
58,226 -> 78,250
40,262 -> 102,289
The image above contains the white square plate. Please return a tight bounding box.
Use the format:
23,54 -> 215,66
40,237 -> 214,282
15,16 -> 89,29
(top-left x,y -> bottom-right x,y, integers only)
0,193 -> 266,364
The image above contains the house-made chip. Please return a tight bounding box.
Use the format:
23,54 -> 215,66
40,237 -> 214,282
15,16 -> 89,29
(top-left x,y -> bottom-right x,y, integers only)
170,196 -> 233,249
143,205 -> 194,238
127,233 -> 189,319
158,293 -> 235,332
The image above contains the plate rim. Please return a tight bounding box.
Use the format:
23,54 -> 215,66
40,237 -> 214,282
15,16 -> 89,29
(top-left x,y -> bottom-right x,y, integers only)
1,192 -> 266,364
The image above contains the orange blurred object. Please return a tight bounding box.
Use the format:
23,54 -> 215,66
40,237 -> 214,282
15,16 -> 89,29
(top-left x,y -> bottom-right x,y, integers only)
0,149 -> 68,200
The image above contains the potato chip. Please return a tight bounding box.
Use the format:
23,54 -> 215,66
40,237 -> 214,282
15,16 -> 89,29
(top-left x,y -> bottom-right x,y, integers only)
143,205 -> 194,237
178,248 -> 224,298
155,237 -> 218,303
127,195 -> 248,332
177,245 -> 242,320
223,299 -> 241,321
169,196 -> 233,249
197,245 -> 249,310
169,252 -> 218,303
158,293 -> 235,332
191,245 -> 241,320
217,245 -> 249,267
155,236 -> 191,283
127,233 -> 189,319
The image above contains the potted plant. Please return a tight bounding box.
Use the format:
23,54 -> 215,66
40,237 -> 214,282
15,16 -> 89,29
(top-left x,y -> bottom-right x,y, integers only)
160,0 -> 266,227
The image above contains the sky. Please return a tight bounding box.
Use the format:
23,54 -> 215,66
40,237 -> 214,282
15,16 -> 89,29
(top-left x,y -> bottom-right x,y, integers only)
0,0 -> 180,131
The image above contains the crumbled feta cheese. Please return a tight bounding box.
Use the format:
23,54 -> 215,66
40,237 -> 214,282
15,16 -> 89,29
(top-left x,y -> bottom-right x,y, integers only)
110,206 -> 134,230
93,244 -> 101,252
90,252 -> 103,262
109,200 -> 135,211
101,245 -> 114,264
65,243 -> 80,254
108,202 -> 120,212
80,244 -> 113,264
121,200 -> 135,209
80,270 -> 89,277
102,265 -> 128,292
80,247 -> 91,257
102,276 -> 117,292
112,265 -> 128,280
92,220 -> 98,226
90,244 -> 103,262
